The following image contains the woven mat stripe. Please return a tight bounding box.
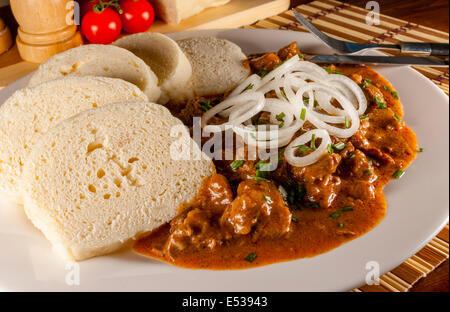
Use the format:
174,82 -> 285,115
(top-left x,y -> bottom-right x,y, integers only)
253,7 -> 449,91
247,0 -> 449,292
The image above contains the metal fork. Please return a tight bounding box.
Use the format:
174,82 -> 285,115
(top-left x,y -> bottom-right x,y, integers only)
292,10 -> 449,56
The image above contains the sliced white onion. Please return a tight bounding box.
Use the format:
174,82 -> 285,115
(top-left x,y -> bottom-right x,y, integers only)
284,129 -> 332,167
200,55 -> 367,167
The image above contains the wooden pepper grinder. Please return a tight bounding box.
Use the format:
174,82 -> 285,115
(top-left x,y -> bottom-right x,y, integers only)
10,0 -> 83,63
0,17 -> 12,55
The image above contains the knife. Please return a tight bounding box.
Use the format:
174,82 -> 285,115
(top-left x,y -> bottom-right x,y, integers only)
304,54 -> 449,67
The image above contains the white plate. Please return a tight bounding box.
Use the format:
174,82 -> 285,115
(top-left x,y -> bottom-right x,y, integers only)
0,29 -> 448,292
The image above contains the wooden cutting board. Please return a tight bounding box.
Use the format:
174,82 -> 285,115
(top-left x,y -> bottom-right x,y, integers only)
0,0 -> 290,90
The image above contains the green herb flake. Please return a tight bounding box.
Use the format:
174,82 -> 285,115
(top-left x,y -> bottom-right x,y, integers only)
344,116 -> 350,128
264,195 -> 273,204
300,108 -> 307,121
292,217 -> 299,223
276,112 -> 286,121
313,100 -> 319,108
360,115 -> 369,120
297,184 -> 306,199
340,206 -> 354,212
246,84 -> 254,90
362,79 -> 372,89
304,202 -> 320,208
244,253 -> 257,263
327,144 -> 334,154
294,144 -> 312,155
310,134 -> 316,150
230,160 -> 244,171
337,222 -> 344,228
329,212 -> 341,219
324,67 -> 344,75
200,100 -> 213,111
279,122 -> 285,128
375,96 -> 387,109
394,113 -> 401,121
364,169 -> 372,176
258,70 -> 269,77
391,91 -> 399,99
349,153 -> 356,159
393,169 -> 406,179
418,147 -> 424,153
383,86 -> 391,91
333,142 -> 346,151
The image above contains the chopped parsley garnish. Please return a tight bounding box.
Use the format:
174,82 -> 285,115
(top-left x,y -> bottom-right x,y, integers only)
393,169 -> 406,179
276,112 -> 286,121
280,90 -> 287,99
230,159 -> 244,171
360,114 -> 369,120
418,147 -> 424,152
364,169 -> 372,176
340,206 -> 354,212
297,184 -> 306,199
292,217 -> 299,223
310,134 -> 316,150
324,66 -> 344,75
375,96 -> 387,109
279,122 -> 284,128
244,253 -> 257,263
394,113 -> 401,121
362,79 -> 372,89
391,91 -> 399,99
264,195 -> 273,204
300,108 -> 307,121
200,100 -> 212,111
337,222 -> 344,228
383,86 -> 390,91
313,100 -> 319,107
258,70 -> 269,77
344,116 -> 350,128
329,212 -> 341,219
333,142 -> 346,151
348,153 -> 356,159
293,144 -> 312,155
327,144 -> 334,154
255,160 -> 271,179
304,202 -> 320,208
246,84 -> 254,90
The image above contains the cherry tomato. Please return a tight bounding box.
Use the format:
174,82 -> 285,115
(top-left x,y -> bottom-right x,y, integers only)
81,0 -> 100,16
119,0 -> 155,34
81,7 -> 122,44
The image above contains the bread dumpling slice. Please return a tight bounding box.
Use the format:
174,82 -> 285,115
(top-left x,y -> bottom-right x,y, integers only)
28,44 -> 161,102
0,76 -> 148,204
22,102 -> 215,261
114,33 -> 192,104
177,36 -> 251,97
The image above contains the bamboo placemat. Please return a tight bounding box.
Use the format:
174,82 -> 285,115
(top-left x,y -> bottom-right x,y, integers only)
245,0 -> 449,292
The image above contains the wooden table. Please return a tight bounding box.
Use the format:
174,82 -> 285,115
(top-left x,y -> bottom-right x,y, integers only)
0,0 -> 448,292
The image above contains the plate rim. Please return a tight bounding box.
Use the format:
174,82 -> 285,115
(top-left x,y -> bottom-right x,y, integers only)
0,28 -> 448,292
